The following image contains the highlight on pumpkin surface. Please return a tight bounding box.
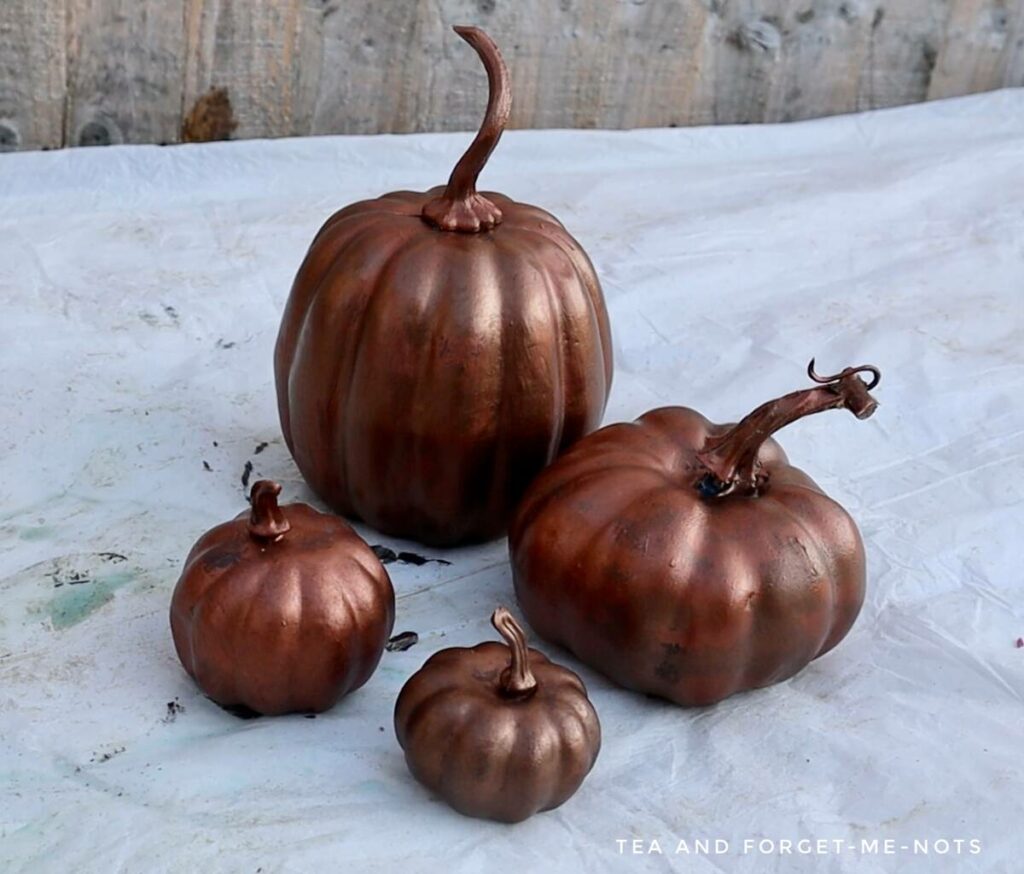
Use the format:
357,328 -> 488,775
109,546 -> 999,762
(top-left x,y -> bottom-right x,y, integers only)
509,355 -> 881,707
394,606 -> 601,823
169,485 -> 395,716
272,21 -> 612,548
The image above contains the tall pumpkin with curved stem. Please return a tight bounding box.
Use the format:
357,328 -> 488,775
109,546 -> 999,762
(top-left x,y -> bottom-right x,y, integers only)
510,362 -> 881,706
275,26 -> 613,546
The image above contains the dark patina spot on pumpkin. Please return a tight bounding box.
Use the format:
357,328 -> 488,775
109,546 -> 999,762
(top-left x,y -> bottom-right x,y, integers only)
203,548 -> 242,570
654,642 -> 685,682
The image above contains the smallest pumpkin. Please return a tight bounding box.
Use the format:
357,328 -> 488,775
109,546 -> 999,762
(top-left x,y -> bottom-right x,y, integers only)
170,480 -> 395,715
394,607 -> 601,823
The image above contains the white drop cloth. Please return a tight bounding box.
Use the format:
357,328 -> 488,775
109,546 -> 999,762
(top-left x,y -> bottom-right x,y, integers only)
1,90 -> 1022,873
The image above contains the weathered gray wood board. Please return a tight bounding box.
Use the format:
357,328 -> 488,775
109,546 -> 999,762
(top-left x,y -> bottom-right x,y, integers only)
2,0 -> 1023,151
0,0 -> 66,151
65,0 -> 188,146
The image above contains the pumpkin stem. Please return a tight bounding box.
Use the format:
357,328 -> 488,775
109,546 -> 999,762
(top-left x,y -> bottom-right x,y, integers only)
248,480 -> 291,541
421,26 -> 511,233
492,606 -> 538,699
695,361 -> 881,498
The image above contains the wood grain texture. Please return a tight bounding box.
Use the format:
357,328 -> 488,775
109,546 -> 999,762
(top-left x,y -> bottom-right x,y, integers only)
1,0 -> 1023,151
65,0 -> 188,146
928,0 -> 1023,100
0,0 -> 66,151
182,0 -> 323,140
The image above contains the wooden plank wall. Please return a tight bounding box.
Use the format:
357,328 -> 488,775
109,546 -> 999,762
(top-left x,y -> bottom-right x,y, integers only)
1,0 -> 1022,151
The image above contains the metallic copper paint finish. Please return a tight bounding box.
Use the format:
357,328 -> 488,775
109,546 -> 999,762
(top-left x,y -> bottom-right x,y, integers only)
394,607 -> 601,823
509,363 -> 881,707
169,481 -> 395,715
274,26 -> 612,546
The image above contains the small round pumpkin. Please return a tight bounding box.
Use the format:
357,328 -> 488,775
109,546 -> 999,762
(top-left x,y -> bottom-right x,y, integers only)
274,26 -> 612,546
510,362 -> 881,706
394,607 -> 601,823
170,480 -> 395,715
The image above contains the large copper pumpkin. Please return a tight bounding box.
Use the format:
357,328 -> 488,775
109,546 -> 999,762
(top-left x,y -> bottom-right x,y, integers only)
274,26 -> 612,546
395,607 -> 601,823
510,363 -> 881,706
170,481 -> 395,715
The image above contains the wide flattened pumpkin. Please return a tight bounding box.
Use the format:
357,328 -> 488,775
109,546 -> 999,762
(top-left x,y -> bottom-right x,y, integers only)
274,26 -> 612,546
510,362 -> 881,706
394,607 -> 601,823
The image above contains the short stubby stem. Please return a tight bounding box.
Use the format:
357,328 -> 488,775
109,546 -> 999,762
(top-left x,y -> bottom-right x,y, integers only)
491,606 -> 538,699
695,361 -> 880,498
421,26 -> 512,233
248,480 -> 291,541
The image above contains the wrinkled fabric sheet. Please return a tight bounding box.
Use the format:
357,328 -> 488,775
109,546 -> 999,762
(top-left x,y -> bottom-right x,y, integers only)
1,90 -> 1022,874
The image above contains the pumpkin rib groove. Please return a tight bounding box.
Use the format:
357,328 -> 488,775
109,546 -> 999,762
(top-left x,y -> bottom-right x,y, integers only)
770,493 -> 840,664
485,242 -> 513,527
405,689 -> 468,788
547,237 -> 611,391
486,711 -> 525,816
544,710 -> 588,809
197,569 -> 263,707
318,563 -> 363,707
720,548 -> 766,699
338,231 -> 441,518
315,203 -> 418,239
532,228 -> 608,430
507,222 -> 611,388
397,681 -> 463,746
638,408 -> 715,470
434,696 -> 488,808
463,241 -> 512,532
513,461 -> 670,545
699,541 -> 758,701
775,488 -> 864,657
176,550 -> 239,675
289,224 -> 400,498
278,216 -> 400,448
623,486 -> 711,697
327,227 -> 423,507
534,242 -> 570,461
285,268 -> 354,487
562,483 -> 683,666
242,566 -> 276,711
339,564 -> 376,694
586,422 -> 683,472
278,563 -> 307,712
504,712 -> 543,819
395,246 -> 453,533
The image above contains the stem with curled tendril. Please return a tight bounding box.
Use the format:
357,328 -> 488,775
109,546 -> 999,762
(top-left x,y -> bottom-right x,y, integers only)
694,360 -> 881,498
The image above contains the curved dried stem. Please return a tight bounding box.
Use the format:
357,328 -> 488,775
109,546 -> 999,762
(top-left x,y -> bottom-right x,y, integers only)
695,360 -> 881,497
421,27 -> 511,233
491,606 -> 538,699
248,480 -> 291,541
